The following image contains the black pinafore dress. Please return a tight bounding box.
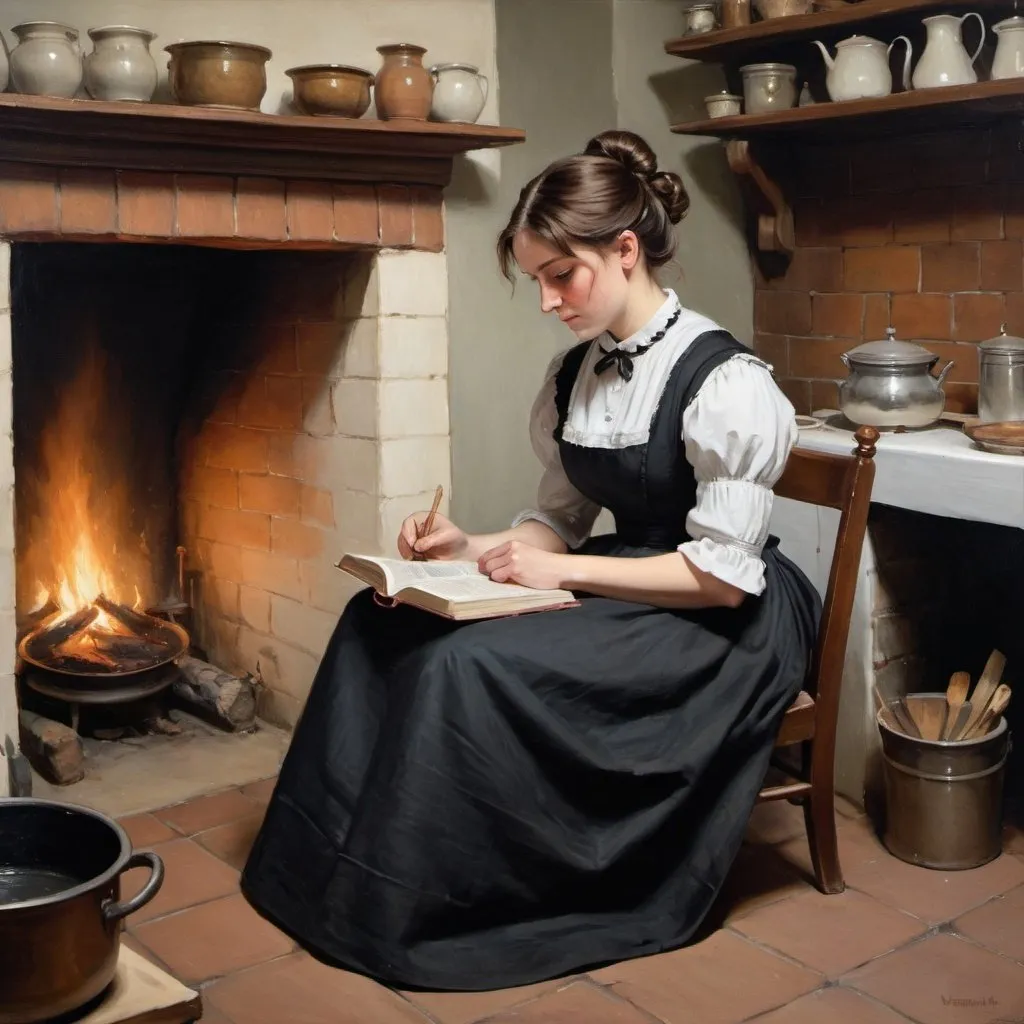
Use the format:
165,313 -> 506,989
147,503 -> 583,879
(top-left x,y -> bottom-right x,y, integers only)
241,330 -> 821,991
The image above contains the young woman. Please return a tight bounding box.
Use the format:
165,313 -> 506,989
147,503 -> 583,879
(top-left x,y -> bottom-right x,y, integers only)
242,129 -> 820,992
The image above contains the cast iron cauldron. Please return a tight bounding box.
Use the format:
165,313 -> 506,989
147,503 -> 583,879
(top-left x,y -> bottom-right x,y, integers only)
0,798 -> 164,1024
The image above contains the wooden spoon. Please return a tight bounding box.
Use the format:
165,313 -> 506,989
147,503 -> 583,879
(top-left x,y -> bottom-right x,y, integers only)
961,684 -> 1012,741
873,685 -> 918,737
916,698 -> 947,742
955,650 -> 1006,740
941,670 -> 971,740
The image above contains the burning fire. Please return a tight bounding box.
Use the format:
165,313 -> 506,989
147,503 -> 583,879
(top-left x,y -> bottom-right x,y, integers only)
19,342 -> 156,641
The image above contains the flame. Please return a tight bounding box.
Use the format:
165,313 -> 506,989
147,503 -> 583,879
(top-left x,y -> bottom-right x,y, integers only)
17,342 -> 155,626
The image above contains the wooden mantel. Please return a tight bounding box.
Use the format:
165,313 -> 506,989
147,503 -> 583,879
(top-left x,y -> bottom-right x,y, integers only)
0,93 -> 525,188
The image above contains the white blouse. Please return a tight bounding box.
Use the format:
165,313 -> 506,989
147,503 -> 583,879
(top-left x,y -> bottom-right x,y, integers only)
510,289 -> 798,596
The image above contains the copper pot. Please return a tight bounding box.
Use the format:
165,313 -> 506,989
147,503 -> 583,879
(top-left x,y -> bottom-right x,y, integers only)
165,39 -> 271,111
0,799 -> 164,1023
286,63 -> 373,118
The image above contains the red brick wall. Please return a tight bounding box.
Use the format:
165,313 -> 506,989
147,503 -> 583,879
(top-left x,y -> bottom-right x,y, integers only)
753,125 -> 1024,415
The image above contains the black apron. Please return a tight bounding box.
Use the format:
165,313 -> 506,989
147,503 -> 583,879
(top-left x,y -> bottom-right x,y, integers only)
241,331 -> 821,991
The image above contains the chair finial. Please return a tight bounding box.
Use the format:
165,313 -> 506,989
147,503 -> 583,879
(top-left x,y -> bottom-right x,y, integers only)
854,425 -> 880,459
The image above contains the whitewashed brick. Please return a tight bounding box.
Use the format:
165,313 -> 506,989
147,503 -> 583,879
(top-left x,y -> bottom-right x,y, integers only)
0,313 -> 11,375
337,317 -> 379,379
380,437 -> 451,498
257,687 -> 304,730
240,549 -> 304,602
0,245 -> 9,314
379,316 -> 447,379
0,552 -> 13,612
379,379 -> 449,438
334,488 -> 380,550
302,560 -> 366,614
303,379 -> 334,438
236,627 -> 319,704
380,492 -> 449,558
270,594 -> 337,657
326,437 -> 378,496
344,256 -> 379,318
239,585 -> 271,634
0,611 -> 14,674
377,251 -> 448,316
332,379 -> 379,439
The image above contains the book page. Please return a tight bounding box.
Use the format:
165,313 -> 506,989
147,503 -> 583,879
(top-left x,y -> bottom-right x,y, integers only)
399,575 -> 569,604
344,555 -> 484,595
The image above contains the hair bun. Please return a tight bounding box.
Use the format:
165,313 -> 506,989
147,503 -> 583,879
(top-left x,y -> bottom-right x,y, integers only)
584,130 -> 690,225
649,170 -> 690,225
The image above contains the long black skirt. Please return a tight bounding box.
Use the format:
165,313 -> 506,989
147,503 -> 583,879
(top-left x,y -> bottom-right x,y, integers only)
240,539 -> 819,991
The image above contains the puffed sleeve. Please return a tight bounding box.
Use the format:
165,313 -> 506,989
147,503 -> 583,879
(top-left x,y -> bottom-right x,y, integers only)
510,351 -> 603,549
678,354 -> 797,596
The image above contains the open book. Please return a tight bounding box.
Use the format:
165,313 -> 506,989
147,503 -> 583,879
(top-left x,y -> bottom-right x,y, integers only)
336,553 -> 580,621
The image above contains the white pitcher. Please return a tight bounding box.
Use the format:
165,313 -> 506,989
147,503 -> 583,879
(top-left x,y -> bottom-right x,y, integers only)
429,63 -> 488,124
812,34 -> 912,102
992,16 -> 1024,80
911,12 -> 985,89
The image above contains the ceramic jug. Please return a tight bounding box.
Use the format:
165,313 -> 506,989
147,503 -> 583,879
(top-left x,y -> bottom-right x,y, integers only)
911,12 -> 985,89
374,43 -> 433,120
10,21 -> 82,98
84,26 -> 158,102
812,34 -> 912,102
992,17 -> 1024,80
0,30 -> 9,92
429,62 -> 487,123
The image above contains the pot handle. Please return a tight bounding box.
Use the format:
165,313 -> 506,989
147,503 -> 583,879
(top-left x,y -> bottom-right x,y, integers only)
102,851 -> 165,924
934,359 -> 955,385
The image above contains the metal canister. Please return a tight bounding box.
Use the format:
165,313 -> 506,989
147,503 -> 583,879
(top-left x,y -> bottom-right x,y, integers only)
978,324 -> 1024,423
878,694 -> 1010,871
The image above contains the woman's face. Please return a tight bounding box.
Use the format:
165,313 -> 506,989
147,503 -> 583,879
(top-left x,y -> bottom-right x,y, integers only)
511,229 -> 632,342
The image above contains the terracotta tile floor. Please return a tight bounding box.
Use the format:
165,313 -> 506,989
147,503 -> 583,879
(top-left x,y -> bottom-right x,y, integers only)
118,783 -> 1024,1024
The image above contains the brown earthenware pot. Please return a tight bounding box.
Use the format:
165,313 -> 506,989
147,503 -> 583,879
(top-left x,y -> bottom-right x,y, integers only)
286,63 -> 373,118
165,39 -> 271,111
374,42 -> 433,120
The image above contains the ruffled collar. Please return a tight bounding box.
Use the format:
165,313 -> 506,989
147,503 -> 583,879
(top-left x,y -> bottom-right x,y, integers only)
599,289 -> 681,355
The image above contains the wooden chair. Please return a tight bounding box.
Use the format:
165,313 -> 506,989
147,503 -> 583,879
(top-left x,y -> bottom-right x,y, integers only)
756,424 -> 879,895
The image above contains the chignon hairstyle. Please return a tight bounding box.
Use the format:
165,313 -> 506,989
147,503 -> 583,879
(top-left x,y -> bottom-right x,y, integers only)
497,129 -> 690,283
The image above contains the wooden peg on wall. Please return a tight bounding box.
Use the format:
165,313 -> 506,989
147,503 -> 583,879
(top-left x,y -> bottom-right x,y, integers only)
725,139 -> 794,256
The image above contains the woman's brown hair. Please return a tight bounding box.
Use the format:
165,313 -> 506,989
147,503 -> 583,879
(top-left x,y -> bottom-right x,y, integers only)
497,129 -> 689,283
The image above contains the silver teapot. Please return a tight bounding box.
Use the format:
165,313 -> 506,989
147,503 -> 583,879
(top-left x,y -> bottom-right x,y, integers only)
836,328 -> 953,429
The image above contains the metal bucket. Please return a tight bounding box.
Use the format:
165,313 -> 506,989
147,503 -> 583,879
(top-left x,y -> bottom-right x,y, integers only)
878,693 -> 1011,871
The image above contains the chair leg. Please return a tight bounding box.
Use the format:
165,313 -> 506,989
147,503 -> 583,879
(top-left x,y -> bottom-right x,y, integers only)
802,742 -> 844,895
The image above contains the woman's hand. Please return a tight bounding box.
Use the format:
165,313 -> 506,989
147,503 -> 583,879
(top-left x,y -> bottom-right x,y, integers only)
478,540 -> 570,591
398,512 -> 470,561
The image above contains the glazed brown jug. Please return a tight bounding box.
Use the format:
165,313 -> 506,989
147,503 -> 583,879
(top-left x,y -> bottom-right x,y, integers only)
374,43 -> 433,120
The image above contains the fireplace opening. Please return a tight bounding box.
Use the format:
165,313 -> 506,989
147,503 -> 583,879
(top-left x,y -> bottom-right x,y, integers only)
10,241 -> 369,784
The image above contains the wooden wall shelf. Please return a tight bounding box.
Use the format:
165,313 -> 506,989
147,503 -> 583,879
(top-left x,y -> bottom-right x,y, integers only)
664,0 -> 1014,64
0,93 -> 525,187
671,78 -> 1024,141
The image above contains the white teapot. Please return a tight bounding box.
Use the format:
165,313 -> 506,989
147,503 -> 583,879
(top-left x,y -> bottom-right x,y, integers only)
812,34 -> 912,102
992,16 -> 1024,80
912,12 -> 985,89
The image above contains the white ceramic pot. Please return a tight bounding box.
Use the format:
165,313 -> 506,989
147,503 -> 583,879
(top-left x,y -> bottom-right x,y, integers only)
704,92 -> 742,118
813,34 -> 912,102
84,25 -> 158,102
10,21 -> 82,98
740,62 -> 797,114
992,16 -> 1024,80
429,62 -> 487,123
0,31 -> 10,92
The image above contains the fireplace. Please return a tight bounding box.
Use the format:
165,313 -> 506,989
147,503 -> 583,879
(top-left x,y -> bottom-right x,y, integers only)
0,95 -> 524,797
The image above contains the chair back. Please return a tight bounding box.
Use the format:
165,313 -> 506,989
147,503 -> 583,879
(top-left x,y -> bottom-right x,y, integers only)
775,426 -> 879,718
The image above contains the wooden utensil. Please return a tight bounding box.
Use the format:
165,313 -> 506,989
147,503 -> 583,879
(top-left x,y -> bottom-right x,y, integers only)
941,670 -> 971,740
955,649 -> 1006,740
874,683 -> 921,738
961,684 -> 1011,741
873,686 -> 902,734
914,697 -> 947,742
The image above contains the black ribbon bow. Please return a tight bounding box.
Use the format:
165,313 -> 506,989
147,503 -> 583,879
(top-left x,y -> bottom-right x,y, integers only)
593,307 -> 682,382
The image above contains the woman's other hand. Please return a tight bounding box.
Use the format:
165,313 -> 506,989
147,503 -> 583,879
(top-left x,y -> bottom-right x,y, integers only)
398,512 -> 470,561
478,541 -> 569,591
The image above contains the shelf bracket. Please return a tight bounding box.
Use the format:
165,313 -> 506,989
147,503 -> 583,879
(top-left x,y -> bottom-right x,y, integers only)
726,139 -> 794,257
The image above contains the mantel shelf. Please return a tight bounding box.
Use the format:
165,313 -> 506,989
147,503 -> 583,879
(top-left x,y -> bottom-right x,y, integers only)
0,93 -> 525,187
664,0 -> 1017,65
671,78 -> 1024,141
